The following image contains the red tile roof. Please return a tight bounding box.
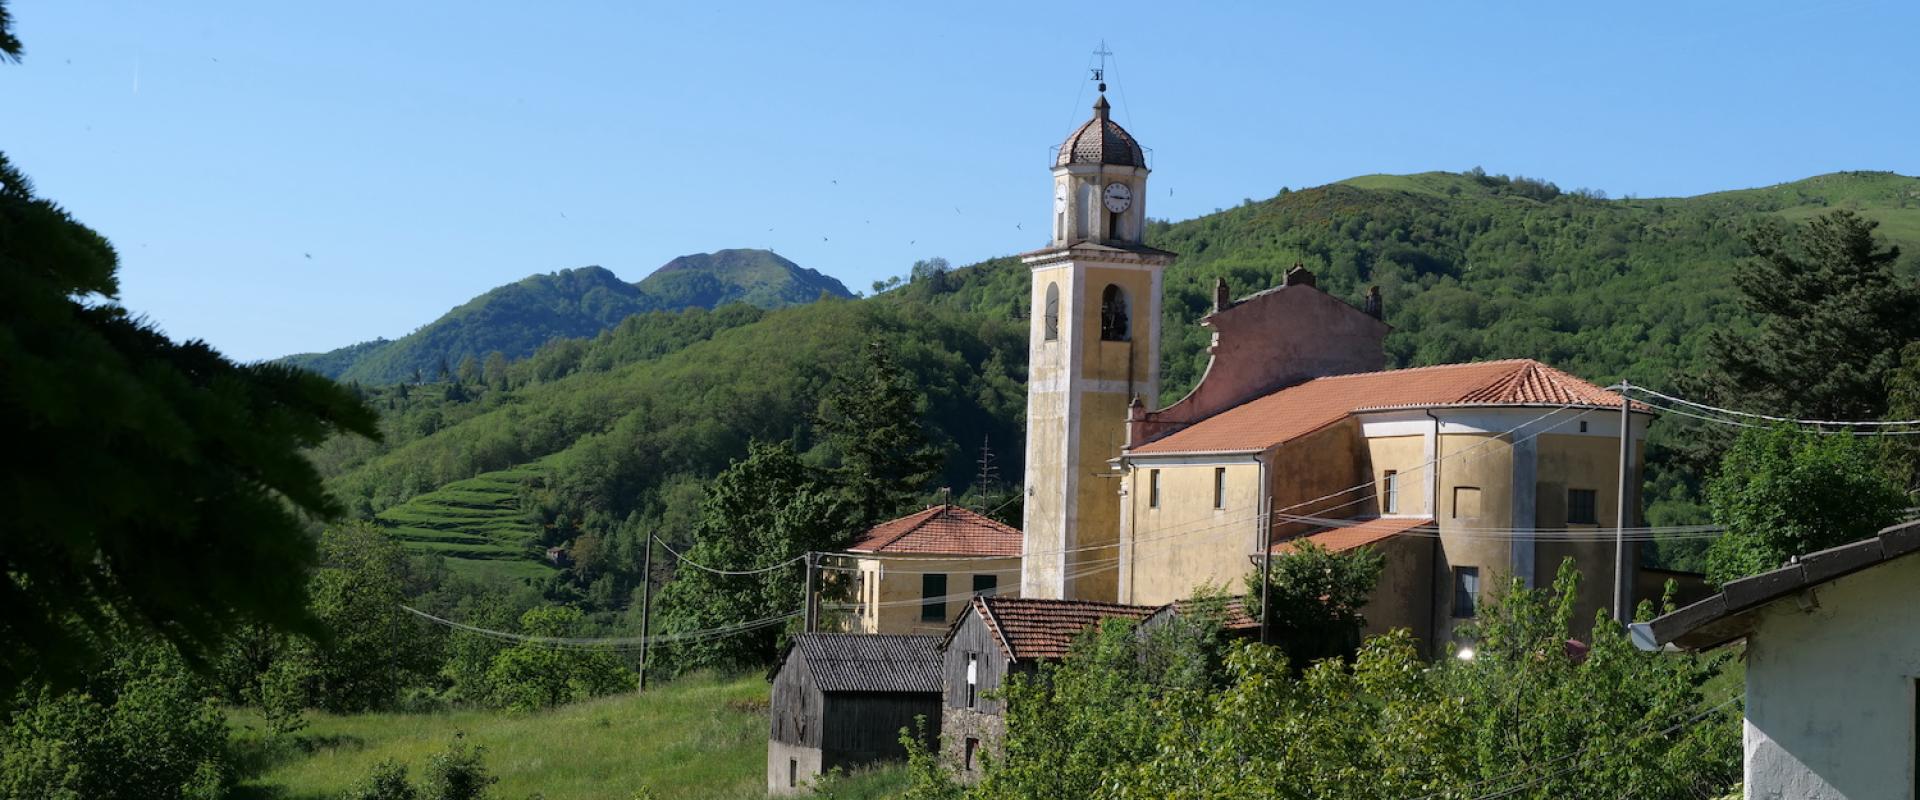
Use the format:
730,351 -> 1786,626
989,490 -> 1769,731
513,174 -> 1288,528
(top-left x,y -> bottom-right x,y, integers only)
962,596 -> 1156,662
1147,596 -> 1261,634
848,504 -> 1023,557
1269,517 -> 1435,555
1132,359 -> 1642,455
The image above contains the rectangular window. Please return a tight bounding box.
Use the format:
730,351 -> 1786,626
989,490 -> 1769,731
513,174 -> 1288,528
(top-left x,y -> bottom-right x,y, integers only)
1453,486 -> 1481,519
966,652 -> 978,708
964,737 -> 980,771
921,573 -> 948,622
1453,566 -> 1481,618
1567,488 -> 1599,525
972,573 -> 998,597
789,758 -> 798,788
1213,467 -> 1227,509
1148,469 -> 1161,508
1382,470 -> 1399,514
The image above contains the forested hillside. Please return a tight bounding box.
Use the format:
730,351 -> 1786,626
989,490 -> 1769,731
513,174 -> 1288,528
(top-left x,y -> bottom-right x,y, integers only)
313,169 -> 1920,589
282,249 -> 853,384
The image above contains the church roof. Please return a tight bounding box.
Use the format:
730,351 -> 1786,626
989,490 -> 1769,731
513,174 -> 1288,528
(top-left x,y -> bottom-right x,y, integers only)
1130,359 -> 1645,455
1056,95 -> 1147,169
848,504 -> 1022,557
1268,517 -> 1436,555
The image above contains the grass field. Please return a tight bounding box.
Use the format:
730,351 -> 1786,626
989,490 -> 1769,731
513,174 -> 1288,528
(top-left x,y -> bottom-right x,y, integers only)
230,673 -> 909,800
374,463 -> 557,582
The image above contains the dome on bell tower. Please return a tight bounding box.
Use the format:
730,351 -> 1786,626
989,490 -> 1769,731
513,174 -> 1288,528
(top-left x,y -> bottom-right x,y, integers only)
1055,95 -> 1146,169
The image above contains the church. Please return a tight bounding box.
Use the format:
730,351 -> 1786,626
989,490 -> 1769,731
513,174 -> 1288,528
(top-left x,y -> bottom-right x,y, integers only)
1013,90 -> 1697,652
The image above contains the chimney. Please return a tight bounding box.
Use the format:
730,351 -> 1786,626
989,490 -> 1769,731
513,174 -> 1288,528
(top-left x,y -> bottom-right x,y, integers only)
1212,277 -> 1233,313
1283,263 -> 1316,288
1363,285 -> 1383,320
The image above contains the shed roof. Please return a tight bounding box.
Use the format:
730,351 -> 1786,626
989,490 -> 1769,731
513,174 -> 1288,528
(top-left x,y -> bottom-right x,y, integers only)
848,504 -> 1022,557
1140,595 -> 1261,635
791,633 -> 943,693
1633,520 -> 1920,652
948,596 -> 1156,663
1268,517 -> 1436,555
1131,359 -> 1641,455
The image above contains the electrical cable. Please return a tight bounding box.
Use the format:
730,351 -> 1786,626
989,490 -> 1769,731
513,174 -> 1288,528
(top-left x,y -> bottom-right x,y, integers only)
650,533 -> 808,576
1624,384 -> 1920,428
399,604 -> 801,651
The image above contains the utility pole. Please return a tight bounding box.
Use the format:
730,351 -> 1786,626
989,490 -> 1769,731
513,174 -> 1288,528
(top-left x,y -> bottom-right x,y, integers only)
1258,500 -> 1273,646
638,533 -> 655,692
803,551 -> 819,634
1613,381 -> 1633,623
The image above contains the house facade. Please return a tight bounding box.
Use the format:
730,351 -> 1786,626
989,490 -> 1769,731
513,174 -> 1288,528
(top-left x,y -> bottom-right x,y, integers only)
938,596 -> 1155,780
768,634 -> 943,795
843,504 -> 1022,635
1636,521 -> 1920,800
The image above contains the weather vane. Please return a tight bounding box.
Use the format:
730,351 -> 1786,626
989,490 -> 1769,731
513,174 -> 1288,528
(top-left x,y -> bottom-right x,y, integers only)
1091,40 -> 1112,93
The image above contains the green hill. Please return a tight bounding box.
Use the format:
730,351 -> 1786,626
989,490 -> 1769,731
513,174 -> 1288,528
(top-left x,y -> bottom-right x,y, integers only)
282,250 -> 852,385
229,672 -> 909,799
317,170 -> 1920,586
372,463 -> 556,582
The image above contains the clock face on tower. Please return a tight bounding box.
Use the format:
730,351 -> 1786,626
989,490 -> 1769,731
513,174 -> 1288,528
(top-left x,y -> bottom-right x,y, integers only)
1054,184 -> 1069,213
1103,182 -> 1133,213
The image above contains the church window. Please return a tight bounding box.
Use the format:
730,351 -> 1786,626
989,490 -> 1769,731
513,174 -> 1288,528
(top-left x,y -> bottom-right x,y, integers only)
1568,488 -> 1598,524
1453,567 -> 1480,618
1149,469 -> 1161,508
1043,283 -> 1060,342
1099,284 -> 1130,341
1382,470 -> 1399,514
1453,486 -> 1481,519
1213,468 -> 1226,509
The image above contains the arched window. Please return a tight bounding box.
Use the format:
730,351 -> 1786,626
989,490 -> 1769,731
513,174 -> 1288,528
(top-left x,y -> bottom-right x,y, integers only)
1043,283 -> 1060,341
1099,284 -> 1129,341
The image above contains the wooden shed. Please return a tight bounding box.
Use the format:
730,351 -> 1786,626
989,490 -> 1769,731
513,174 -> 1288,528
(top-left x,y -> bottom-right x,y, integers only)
768,633 -> 942,795
938,596 -> 1155,779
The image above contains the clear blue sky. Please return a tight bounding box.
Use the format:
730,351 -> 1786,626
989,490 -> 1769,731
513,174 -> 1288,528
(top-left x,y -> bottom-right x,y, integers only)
8,0 -> 1917,361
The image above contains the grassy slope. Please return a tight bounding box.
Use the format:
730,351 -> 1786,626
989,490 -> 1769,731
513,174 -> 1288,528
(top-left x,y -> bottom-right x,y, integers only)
373,463 -> 556,582
231,673 -> 907,800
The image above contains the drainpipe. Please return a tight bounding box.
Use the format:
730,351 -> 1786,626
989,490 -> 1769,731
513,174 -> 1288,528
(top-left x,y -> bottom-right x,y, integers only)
1255,452 -> 1271,646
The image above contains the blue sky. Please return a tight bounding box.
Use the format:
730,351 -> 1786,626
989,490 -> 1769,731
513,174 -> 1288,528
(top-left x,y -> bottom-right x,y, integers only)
7,0 -> 1917,361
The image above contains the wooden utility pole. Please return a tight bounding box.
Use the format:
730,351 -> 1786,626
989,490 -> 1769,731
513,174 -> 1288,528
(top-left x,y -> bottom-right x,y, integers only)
803,551 -> 819,634
638,534 -> 655,692
1613,382 -> 1633,623
1258,500 -> 1273,646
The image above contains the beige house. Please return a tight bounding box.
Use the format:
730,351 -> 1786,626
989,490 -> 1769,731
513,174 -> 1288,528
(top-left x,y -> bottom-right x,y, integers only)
843,505 -> 1022,635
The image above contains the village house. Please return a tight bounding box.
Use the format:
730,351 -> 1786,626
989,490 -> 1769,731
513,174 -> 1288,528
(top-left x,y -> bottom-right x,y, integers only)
767,633 -> 943,795
938,596 -> 1155,779
842,504 -> 1022,635
1019,91 -> 1684,653
1633,521 -> 1920,800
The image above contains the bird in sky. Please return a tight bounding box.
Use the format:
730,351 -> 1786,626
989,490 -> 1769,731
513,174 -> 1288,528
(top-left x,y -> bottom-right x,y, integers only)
304,253 -> 312,259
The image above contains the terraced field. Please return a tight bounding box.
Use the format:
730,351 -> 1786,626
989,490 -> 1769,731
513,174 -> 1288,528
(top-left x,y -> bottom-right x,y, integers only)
374,463 -> 557,582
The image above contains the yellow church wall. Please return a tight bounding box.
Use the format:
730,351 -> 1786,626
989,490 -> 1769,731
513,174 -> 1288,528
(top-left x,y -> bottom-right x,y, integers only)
1121,459 -> 1263,606
1021,265 -> 1074,596
1430,431 -> 1517,639
1267,421 -> 1373,540
1071,389 -> 1134,601
1077,266 -> 1156,384
1362,434 -> 1429,517
847,555 -> 1023,635
1533,431 -> 1646,633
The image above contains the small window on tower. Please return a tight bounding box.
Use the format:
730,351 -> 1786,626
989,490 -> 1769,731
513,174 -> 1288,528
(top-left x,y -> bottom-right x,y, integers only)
1100,285 -> 1130,341
1382,470 -> 1399,514
1043,283 -> 1060,342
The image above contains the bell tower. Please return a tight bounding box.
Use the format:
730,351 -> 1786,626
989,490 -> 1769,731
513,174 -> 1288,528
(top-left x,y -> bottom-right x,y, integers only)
1021,90 -> 1174,602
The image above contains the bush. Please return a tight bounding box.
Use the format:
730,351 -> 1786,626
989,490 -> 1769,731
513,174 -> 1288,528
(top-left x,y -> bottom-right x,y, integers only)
344,759 -> 418,800
420,735 -> 497,800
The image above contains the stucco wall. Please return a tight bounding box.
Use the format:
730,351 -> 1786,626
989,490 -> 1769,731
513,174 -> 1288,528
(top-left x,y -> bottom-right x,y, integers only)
767,740 -> 823,796
851,556 -> 1022,635
1022,263 -> 1075,599
1120,457 -> 1263,606
1743,554 -> 1920,800
1533,432 -> 1643,631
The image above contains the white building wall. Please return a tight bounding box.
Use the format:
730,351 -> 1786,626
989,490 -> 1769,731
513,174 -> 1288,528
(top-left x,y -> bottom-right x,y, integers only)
1744,554 -> 1920,800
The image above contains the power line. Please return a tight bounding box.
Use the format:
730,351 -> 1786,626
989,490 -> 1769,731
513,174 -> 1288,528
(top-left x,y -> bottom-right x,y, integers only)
651,533 -> 808,576
1625,384 -> 1920,428
399,604 -> 799,651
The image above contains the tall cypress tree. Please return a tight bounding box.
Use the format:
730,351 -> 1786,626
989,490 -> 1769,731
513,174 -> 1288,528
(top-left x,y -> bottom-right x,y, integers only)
815,340 -> 944,529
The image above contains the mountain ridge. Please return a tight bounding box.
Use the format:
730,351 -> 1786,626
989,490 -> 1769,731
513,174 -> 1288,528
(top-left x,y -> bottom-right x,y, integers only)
281,249 -> 851,384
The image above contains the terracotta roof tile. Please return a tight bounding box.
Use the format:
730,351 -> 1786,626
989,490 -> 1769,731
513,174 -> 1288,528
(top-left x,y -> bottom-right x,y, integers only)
965,596 -> 1156,662
848,505 -> 1022,557
1133,359 -> 1642,455
1146,596 -> 1261,634
1270,517 -> 1435,555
